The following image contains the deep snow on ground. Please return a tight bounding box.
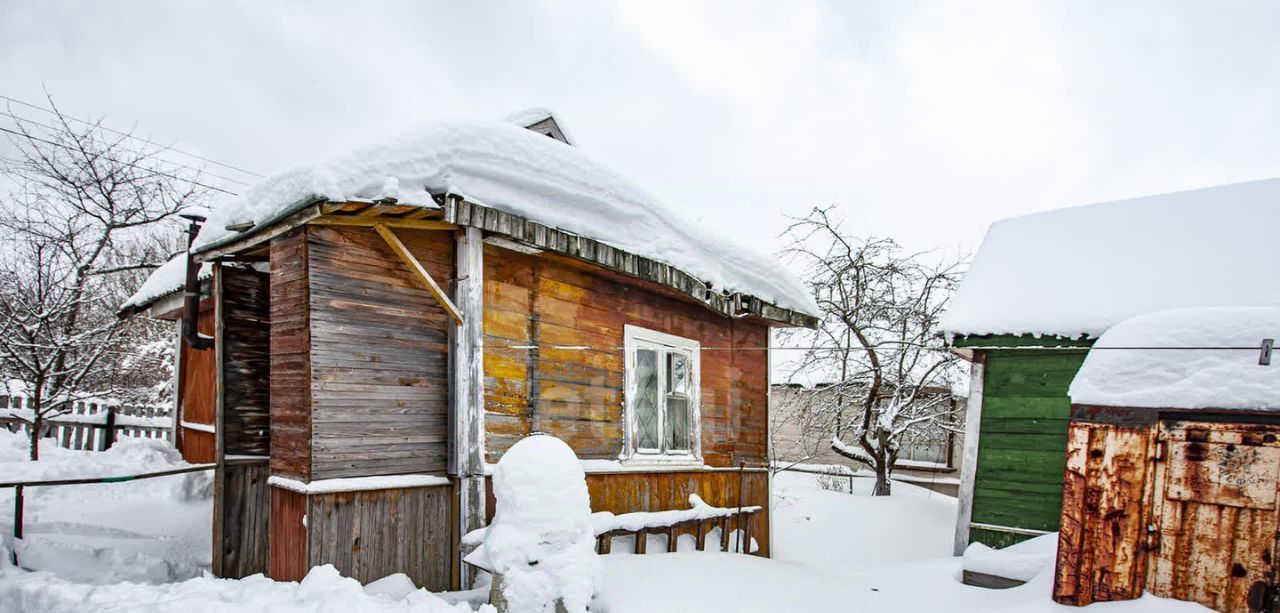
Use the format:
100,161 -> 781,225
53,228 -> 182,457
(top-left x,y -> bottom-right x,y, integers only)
0,430 -> 212,584
0,440 -> 1208,612
773,470 -> 958,567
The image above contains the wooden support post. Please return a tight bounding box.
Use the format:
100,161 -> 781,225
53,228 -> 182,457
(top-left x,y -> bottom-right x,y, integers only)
741,514 -> 753,554
953,355 -> 986,556
667,526 -> 679,552
103,407 -> 117,450
719,516 -> 731,552
12,484 -> 23,566
450,224 -> 485,588
695,520 -> 706,551
634,531 -> 647,554
373,223 -> 464,324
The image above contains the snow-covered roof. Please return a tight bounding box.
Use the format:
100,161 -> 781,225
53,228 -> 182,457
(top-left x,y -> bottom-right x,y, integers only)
505,107 -> 574,145
120,255 -> 210,312
183,117 -> 817,317
942,178 -> 1280,339
1069,307 -> 1280,410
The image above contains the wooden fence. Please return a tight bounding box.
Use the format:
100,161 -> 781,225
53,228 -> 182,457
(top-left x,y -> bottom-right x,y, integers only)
0,394 -> 172,451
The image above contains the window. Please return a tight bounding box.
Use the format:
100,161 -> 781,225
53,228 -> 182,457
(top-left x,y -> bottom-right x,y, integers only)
624,325 -> 699,460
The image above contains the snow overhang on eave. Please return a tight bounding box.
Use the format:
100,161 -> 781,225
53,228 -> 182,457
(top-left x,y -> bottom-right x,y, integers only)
187,194 -> 818,329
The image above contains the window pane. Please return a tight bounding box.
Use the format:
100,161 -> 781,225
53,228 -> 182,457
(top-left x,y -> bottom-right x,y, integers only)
665,396 -> 690,452
635,349 -> 659,450
667,352 -> 689,395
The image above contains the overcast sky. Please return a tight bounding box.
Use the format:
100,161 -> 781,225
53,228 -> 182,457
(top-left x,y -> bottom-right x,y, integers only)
3,0 -> 1279,259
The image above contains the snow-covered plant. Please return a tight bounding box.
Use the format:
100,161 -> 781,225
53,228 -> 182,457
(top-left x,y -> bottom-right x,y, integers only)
0,94 -> 202,459
781,205 -> 966,496
484,434 -> 602,613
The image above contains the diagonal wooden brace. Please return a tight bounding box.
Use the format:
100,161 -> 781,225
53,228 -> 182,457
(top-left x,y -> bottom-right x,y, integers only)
373,223 -> 464,324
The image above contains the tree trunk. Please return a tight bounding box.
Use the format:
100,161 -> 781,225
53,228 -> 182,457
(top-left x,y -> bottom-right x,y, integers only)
29,415 -> 41,461
872,459 -> 892,496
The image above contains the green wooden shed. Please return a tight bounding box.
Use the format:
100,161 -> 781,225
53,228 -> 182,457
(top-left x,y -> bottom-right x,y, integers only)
943,177 -> 1280,554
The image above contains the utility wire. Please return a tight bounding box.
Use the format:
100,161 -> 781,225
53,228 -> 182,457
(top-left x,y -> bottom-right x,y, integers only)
0,124 -> 238,196
0,110 -> 251,187
0,93 -> 263,178
499,344 -> 1275,352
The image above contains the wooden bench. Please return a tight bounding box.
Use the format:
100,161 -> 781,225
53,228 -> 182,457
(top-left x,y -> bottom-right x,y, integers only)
593,506 -> 760,554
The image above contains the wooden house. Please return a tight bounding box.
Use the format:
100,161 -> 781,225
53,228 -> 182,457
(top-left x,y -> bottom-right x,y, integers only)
941,179 -> 1280,554
1051,307 -> 1280,613
119,111 -> 818,590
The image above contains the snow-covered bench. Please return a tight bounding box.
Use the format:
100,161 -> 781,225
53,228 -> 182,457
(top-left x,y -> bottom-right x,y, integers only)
590,494 -> 761,554
463,493 -> 761,571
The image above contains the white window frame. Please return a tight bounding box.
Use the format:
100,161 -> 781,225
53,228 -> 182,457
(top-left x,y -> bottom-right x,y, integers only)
622,325 -> 701,464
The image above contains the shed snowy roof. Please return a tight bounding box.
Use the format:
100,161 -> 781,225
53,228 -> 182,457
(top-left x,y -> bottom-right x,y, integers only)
942,178 -> 1280,339
120,255 -> 210,312
1069,307 -> 1280,410
180,117 -> 816,317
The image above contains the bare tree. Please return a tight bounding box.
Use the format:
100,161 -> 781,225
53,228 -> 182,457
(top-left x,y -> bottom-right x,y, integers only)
782,205 -> 965,495
0,96 -> 202,459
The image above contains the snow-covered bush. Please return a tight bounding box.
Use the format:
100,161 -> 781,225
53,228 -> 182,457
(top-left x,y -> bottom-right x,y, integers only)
813,467 -> 849,493
484,434 -> 602,613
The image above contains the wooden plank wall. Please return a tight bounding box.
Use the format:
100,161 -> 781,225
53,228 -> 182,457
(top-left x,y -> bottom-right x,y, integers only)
217,460 -> 270,578
220,266 -> 272,456
270,229 -> 312,480
1052,421 -> 1152,606
178,306 -> 217,464
481,245 -> 771,467
305,485 -> 453,590
269,486 -> 308,581
305,225 -> 452,479
970,349 -> 1087,547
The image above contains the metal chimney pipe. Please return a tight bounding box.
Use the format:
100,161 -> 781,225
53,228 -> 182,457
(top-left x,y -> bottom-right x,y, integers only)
179,213 -> 213,351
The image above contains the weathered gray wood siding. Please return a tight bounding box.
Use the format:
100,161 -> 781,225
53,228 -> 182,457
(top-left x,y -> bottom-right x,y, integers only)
216,460 -> 270,578
305,225 -> 453,479
305,484 -> 453,590
270,229 -> 312,480
220,265 -> 272,456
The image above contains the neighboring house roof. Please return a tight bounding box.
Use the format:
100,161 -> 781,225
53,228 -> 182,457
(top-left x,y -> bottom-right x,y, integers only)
942,178 -> 1280,340
125,111 -> 818,323
1069,306 -> 1280,410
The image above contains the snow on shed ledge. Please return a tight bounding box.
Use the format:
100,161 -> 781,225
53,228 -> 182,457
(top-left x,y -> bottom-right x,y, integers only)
942,178 -> 1280,339
187,118 -> 818,317
1069,307 -> 1280,410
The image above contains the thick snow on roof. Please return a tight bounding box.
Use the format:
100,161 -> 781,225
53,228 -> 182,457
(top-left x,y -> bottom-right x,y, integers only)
120,254 -> 210,311
1069,307 -> 1280,410
191,119 -> 817,316
942,178 -> 1280,338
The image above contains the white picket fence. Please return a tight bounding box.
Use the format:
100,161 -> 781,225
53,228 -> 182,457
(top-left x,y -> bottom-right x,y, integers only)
0,393 -> 173,451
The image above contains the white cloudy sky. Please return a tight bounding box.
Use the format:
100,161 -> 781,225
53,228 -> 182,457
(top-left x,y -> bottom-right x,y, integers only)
2,0 -> 1279,258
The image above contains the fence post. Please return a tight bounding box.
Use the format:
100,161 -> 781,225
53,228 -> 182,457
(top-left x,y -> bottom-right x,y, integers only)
848,472 -> 854,495
12,484 -> 23,566
103,407 -> 117,450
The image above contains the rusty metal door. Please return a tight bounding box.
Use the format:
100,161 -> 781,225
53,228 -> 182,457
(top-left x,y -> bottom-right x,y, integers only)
1147,418 -> 1280,613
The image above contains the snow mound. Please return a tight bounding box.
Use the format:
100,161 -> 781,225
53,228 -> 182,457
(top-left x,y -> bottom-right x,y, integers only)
963,533 -> 1057,582
943,178 -> 1280,339
481,434 -> 601,613
0,564 -> 489,613
1070,307 -> 1280,410
186,119 -> 816,316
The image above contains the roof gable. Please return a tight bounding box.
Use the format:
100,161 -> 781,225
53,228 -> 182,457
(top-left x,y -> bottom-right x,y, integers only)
506,108 -> 573,146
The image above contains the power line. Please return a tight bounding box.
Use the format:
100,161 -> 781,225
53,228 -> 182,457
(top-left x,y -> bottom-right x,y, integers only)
497,344 -> 1275,352
0,93 -> 263,178
0,124 -> 238,196
0,110 -> 251,188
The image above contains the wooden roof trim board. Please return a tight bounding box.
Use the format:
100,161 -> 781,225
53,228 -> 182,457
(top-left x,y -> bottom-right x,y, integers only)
192,196 -> 817,328
442,196 -> 817,328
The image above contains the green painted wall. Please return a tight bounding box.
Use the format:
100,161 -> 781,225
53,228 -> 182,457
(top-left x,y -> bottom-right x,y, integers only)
956,335 -> 1092,548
